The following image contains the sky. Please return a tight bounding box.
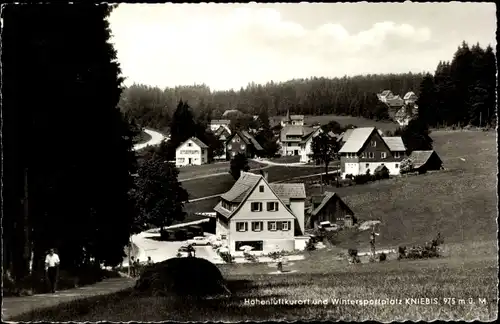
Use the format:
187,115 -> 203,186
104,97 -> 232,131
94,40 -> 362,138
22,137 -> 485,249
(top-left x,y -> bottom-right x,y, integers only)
108,2 -> 496,91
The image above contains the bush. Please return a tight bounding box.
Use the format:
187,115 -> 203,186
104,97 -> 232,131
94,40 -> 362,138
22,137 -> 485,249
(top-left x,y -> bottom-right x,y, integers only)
219,251 -> 234,264
379,253 -> 387,262
345,174 -> 353,180
305,239 -> 316,251
354,174 -> 371,184
134,257 -> 229,297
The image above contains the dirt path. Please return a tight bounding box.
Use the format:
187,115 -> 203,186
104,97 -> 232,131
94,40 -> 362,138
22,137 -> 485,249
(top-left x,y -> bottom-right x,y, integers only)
2,277 -> 135,321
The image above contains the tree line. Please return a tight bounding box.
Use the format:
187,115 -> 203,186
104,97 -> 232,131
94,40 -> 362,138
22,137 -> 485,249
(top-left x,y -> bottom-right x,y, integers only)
119,73 -> 426,131
417,41 -> 496,128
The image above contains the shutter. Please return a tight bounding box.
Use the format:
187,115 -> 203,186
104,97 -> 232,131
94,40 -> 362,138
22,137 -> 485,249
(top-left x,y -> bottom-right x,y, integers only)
276,202 -> 279,211
259,202 -> 263,211
245,222 -> 248,231
267,221 -> 271,231
277,221 -> 282,230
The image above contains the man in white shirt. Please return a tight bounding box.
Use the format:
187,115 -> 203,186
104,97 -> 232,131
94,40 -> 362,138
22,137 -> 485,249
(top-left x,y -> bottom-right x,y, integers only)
45,248 -> 60,293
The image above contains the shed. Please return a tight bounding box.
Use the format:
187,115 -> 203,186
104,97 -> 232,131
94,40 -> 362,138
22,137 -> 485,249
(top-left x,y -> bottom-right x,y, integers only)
305,192 -> 356,229
408,150 -> 444,173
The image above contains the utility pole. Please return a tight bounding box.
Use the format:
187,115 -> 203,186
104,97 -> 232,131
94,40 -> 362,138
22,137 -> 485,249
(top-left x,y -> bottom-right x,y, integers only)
479,111 -> 482,128
128,235 -> 132,277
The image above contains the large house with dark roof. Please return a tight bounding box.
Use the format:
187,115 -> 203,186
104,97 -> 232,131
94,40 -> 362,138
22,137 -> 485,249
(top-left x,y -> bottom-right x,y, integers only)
225,130 -> 264,160
175,137 -> 209,167
339,127 -> 407,178
408,150 -> 444,173
213,171 -> 307,255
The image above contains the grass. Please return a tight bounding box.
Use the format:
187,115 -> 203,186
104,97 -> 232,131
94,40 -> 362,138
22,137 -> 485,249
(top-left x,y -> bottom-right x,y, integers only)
307,130 -> 497,250
269,155 -> 301,163
15,130 -> 497,321
178,160 -> 265,181
15,250 -> 497,321
270,114 -> 401,132
133,131 -> 152,145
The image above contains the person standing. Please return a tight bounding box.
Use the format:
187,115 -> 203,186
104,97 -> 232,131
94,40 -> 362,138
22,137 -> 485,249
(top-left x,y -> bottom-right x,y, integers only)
45,248 -> 60,293
146,256 -> 153,266
130,256 -> 136,277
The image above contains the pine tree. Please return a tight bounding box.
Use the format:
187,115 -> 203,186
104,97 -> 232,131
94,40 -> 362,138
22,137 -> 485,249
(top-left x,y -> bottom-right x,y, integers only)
230,153 -> 250,180
416,74 -> 437,127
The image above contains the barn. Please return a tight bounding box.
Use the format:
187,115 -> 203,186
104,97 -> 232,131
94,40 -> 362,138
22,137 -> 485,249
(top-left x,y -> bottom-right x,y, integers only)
408,150 -> 444,173
305,191 -> 356,230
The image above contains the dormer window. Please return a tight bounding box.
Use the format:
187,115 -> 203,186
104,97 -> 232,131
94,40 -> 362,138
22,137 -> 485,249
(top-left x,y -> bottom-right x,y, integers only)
371,141 -> 376,147
394,152 -> 401,158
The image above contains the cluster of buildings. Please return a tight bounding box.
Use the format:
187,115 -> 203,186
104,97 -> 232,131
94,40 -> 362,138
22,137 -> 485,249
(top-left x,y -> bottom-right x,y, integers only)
378,90 -> 419,126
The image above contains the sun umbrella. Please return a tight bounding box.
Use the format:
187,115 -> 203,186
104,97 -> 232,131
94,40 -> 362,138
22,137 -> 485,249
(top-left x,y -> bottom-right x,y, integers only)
239,245 -> 254,251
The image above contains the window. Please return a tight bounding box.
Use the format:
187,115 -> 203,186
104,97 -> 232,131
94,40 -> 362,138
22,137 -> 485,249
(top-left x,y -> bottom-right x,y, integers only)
178,158 -> 185,162
288,143 -> 292,147
268,221 -> 277,231
259,185 -> 264,193
251,221 -> 263,232
236,222 -> 248,232
232,151 -> 236,156
236,137 -> 240,142
250,202 -> 262,212
381,152 -> 387,159
361,152 -> 366,158
228,144 -> 232,150
188,142 -> 192,147
201,149 -> 205,154
395,164 -> 399,168
394,152 -> 401,158
371,140 -> 376,147
366,163 -> 369,168
202,157 -> 205,163
241,144 -> 246,150
267,202 -> 279,211
232,138 -> 236,143
221,234 -> 227,240
281,221 -> 291,231
368,152 -> 375,158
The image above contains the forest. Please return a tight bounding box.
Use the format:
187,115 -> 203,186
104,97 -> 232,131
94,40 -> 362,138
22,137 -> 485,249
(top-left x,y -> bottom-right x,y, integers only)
120,41 -> 496,132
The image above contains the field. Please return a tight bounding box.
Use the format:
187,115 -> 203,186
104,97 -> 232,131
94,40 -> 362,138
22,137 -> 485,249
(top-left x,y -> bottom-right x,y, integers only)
15,243 -> 497,321
270,114 -> 401,132
14,130 -> 498,321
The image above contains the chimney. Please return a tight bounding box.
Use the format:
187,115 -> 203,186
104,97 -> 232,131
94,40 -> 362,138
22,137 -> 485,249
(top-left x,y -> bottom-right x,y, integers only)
260,170 -> 269,181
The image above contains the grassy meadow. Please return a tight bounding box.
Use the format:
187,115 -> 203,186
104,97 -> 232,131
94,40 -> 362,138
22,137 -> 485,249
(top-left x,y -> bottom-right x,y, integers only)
13,130 -> 497,322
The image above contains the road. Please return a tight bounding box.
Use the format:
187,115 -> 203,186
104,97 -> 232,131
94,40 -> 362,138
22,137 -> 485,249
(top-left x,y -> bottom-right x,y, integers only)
133,128 -> 167,151
250,158 -> 338,168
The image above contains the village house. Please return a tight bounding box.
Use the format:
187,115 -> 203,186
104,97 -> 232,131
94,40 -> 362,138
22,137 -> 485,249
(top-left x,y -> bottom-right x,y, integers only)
213,171 -> 307,255
337,128 -> 355,147
213,125 -> 231,160
299,127 -> 323,163
403,91 -> 418,104
175,137 -> 209,167
280,110 -> 305,127
209,120 -> 231,133
225,130 -> 264,160
408,150 -> 444,173
377,90 -> 395,103
338,127 -> 407,178
305,192 -> 356,230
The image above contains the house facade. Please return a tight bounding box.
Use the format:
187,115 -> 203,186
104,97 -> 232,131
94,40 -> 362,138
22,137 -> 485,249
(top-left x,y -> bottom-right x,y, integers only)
175,137 -> 208,167
404,91 -> 418,104
339,127 -> 407,178
225,130 -> 264,160
305,192 -> 356,230
213,171 -> 306,255
214,126 -> 231,160
299,127 -> 323,163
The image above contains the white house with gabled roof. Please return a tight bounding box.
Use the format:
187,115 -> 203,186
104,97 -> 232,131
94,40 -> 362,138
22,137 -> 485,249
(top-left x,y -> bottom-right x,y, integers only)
213,171 -> 307,255
175,137 -> 208,167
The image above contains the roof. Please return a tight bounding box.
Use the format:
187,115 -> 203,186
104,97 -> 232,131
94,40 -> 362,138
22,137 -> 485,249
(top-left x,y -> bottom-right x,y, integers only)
380,90 -> 392,97
409,150 -> 442,169
340,128 -> 355,142
386,97 -> 405,107
211,119 -> 230,125
178,137 -> 208,150
300,127 -> 322,144
309,192 -> 354,217
382,137 -> 406,151
269,183 -> 306,204
237,130 -> 264,150
281,125 -> 310,142
222,110 -> 240,117
404,91 -> 417,100
374,164 -> 389,172
290,115 -> 304,120
220,172 -> 261,203
214,125 -> 230,137
338,127 -> 376,153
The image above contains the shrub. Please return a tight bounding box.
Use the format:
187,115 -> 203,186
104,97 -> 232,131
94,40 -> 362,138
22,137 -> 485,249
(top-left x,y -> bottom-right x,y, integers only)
379,252 -> 387,262
219,251 -> 234,264
400,158 -> 414,174
305,239 -> 316,251
354,174 -> 371,184
345,174 -> 353,180
348,248 -> 358,257
134,257 -> 229,297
